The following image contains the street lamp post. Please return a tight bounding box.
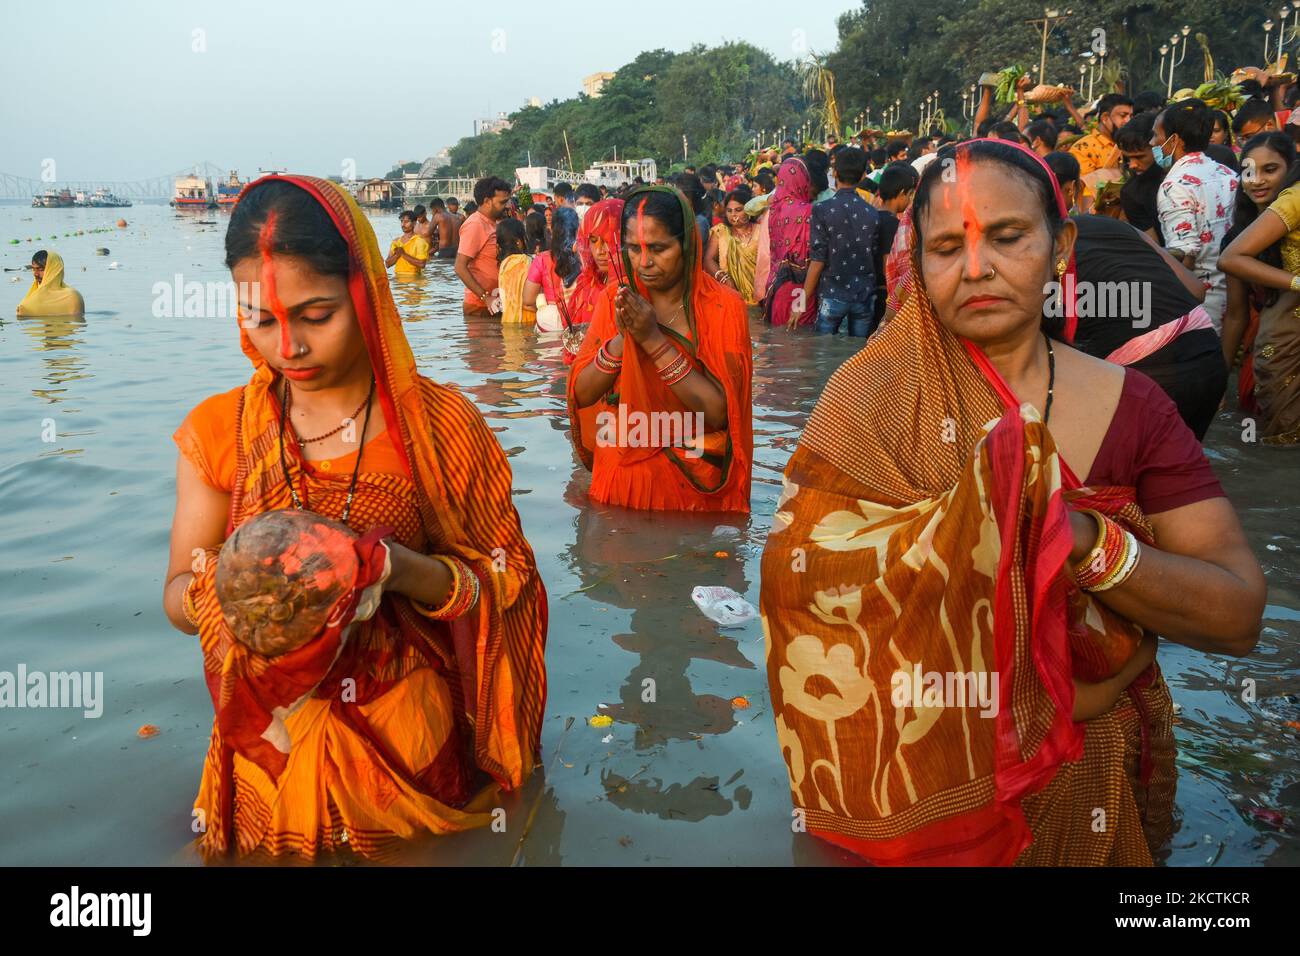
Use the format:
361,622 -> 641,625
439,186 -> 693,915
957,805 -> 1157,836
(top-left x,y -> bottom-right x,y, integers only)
1024,8 -> 1074,84
1282,6 -> 1300,54
1159,26 -> 1190,97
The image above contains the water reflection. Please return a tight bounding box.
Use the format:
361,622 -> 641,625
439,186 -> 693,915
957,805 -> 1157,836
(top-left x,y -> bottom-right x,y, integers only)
8,314 -> 89,403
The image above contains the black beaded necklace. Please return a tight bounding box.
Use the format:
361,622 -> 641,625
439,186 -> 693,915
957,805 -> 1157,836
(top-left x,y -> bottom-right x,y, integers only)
277,375 -> 375,524
1043,331 -> 1056,425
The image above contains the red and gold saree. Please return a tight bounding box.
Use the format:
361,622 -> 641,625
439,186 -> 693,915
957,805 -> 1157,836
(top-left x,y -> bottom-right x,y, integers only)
761,207 -> 1175,866
174,175 -> 548,861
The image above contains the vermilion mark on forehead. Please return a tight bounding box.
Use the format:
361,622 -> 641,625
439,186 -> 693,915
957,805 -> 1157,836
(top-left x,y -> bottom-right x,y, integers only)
953,153 -> 986,276
636,197 -> 650,269
257,211 -> 292,360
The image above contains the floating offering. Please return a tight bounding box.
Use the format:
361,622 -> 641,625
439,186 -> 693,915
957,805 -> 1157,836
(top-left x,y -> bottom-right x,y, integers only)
589,714 -> 613,728
137,724 -> 161,738
215,510 -> 360,657
95,247 -> 109,256
691,585 -> 758,628
116,219 -> 127,228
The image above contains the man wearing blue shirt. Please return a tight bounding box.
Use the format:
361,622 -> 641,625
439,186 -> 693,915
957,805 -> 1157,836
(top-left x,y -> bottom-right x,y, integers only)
792,146 -> 880,337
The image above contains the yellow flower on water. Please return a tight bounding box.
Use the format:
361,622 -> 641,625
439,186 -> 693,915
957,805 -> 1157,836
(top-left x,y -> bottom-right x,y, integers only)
589,714 -> 613,728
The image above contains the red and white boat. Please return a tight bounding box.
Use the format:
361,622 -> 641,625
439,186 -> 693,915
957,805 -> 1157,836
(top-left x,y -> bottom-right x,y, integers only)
171,174 -> 215,208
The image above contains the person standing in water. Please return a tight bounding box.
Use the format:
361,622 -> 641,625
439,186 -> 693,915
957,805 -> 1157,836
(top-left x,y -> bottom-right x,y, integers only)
384,210 -> 429,276
567,186 -> 753,513
16,250 -> 84,316
455,177 -> 511,315
164,175 -> 547,861
428,197 -> 460,259
412,204 -> 433,243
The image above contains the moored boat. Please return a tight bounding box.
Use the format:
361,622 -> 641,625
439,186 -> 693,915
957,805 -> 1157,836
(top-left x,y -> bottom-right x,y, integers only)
172,174 -> 216,208
216,170 -> 244,207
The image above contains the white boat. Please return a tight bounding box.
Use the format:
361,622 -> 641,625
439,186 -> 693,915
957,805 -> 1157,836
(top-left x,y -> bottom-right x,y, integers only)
88,188 -> 132,208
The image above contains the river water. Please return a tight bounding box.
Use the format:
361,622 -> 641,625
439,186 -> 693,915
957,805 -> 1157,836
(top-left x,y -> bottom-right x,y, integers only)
1,202 -> 1296,866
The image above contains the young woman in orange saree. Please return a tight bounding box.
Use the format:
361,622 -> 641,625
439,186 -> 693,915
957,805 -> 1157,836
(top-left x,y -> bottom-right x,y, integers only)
761,141 -> 1264,866
162,175 -> 548,861
566,186 -> 752,513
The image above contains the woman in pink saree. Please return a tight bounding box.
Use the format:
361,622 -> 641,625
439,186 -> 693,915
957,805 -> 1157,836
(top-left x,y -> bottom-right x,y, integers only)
763,157 -> 816,328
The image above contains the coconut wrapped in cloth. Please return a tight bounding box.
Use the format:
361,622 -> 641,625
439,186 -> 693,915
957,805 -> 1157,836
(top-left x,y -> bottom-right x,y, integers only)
215,509 -> 368,657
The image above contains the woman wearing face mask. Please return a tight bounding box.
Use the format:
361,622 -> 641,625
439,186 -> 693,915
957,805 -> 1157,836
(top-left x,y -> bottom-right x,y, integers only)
761,139 -> 1264,866
704,186 -> 760,306
165,176 -> 548,860
1218,133 -> 1300,442
1152,98 -> 1240,332
567,186 -> 753,512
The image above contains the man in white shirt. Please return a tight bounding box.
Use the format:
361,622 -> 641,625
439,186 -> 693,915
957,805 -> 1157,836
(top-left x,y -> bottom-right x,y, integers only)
1153,101 -> 1239,331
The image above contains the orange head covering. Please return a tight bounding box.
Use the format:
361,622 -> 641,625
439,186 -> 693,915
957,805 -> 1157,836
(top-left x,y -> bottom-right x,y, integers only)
566,185 -> 753,511
194,174 -> 547,824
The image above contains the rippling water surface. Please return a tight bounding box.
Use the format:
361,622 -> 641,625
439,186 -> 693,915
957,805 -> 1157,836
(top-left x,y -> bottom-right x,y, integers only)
1,202 -> 1296,866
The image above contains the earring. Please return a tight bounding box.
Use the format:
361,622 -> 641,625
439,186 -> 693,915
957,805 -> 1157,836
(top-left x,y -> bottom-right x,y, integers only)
1055,259 -> 1067,277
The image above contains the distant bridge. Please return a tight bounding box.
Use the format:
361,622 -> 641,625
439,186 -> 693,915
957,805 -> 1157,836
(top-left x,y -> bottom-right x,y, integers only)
0,162 -> 230,201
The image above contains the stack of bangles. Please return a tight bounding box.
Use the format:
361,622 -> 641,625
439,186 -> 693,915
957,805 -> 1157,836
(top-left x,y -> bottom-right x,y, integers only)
651,339 -> 691,386
594,341 -> 623,374
414,554 -> 481,620
1070,508 -> 1142,592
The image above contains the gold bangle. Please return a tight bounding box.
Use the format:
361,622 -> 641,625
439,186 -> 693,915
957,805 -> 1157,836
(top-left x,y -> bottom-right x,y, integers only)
1070,508 -> 1109,581
182,577 -> 200,628
1290,274 -> 1300,293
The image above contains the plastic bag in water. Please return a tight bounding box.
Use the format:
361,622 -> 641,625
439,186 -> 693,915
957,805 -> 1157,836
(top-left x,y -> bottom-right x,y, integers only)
691,586 -> 758,628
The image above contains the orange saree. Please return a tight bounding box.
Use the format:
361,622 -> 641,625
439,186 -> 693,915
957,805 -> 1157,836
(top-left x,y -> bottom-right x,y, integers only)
173,174 -> 548,861
565,186 -> 753,514
760,272 -> 1175,867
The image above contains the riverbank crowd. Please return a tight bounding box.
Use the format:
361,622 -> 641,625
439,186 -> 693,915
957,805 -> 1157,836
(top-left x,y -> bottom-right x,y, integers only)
133,61 -> 1297,867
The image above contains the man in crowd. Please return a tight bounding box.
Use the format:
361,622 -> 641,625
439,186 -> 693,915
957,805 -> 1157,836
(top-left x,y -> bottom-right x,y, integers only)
412,204 -> 433,243
792,146 -> 880,337
553,181 -> 575,208
446,196 -> 464,223
455,176 -> 511,315
428,197 -> 460,258
1069,93 -> 1134,200
575,182 -> 601,219
870,162 -> 916,327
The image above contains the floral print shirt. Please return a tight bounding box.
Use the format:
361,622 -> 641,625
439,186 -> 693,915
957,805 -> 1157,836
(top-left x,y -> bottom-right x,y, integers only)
1156,152 -> 1239,330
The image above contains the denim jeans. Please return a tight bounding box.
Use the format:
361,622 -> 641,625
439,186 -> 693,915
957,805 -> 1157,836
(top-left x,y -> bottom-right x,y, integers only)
815,292 -> 876,337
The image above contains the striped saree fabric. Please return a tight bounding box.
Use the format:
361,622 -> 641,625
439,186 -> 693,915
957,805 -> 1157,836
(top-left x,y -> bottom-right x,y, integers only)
178,175 -> 547,861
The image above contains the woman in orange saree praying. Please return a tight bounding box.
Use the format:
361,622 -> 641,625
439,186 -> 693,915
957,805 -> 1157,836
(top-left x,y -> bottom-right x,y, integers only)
567,186 -> 752,513
760,140 -> 1265,866
162,175 -> 548,862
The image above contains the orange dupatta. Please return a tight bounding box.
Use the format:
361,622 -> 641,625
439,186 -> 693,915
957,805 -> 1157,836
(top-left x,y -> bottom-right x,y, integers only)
565,186 -> 753,513
182,175 -> 548,858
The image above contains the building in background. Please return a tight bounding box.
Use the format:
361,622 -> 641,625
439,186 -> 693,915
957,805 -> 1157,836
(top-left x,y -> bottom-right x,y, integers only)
474,112 -> 512,135
582,72 -> 615,97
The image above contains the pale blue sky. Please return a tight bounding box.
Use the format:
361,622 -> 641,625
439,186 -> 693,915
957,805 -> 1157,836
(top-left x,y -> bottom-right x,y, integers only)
2,0 -> 855,183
